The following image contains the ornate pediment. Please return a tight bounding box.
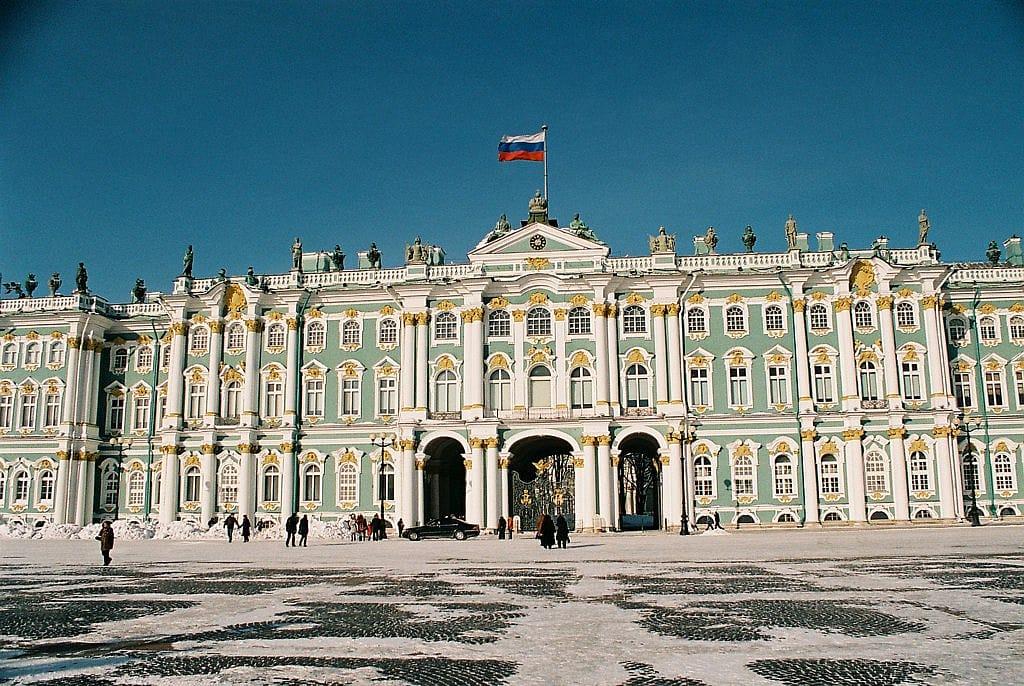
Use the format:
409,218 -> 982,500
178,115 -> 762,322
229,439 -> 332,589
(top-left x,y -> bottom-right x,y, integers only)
468,220 -> 610,272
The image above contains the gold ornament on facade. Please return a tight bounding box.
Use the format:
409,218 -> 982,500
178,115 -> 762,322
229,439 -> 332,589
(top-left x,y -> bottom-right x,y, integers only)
625,292 -> 646,305
729,350 -> 745,366
666,303 -> 681,316
687,292 -> 704,305
484,437 -> 499,449
792,299 -> 807,312
191,314 -> 207,324
592,303 -> 607,317
659,455 -> 670,466
907,438 -> 928,452
725,293 -> 744,304
435,300 -> 456,311
834,297 -> 852,312
553,308 -> 567,321
498,457 -> 509,469
488,355 -> 509,370
580,435 -> 597,447
800,429 -> 817,441
171,322 -> 189,336
570,351 -> 590,367
977,303 -> 996,315
245,319 -> 263,332
765,290 -> 783,302
597,435 -> 612,446
184,455 -> 201,467
650,304 -> 666,317
200,444 -> 216,455
279,442 -> 294,453
67,337 -> 81,349
810,292 -> 828,301
110,335 -> 124,345
463,458 -> 473,470
415,312 -> 431,325
511,309 -> 526,322
488,296 -> 510,309
437,356 -> 455,371
379,364 -> 395,376
930,426 -> 952,438
626,349 -> 646,364
734,444 -> 753,458
573,457 -> 585,468
921,295 -> 939,310
606,305 -> 617,317
301,452 -> 318,464
528,292 -> 550,305
401,312 -> 416,326
569,294 -> 589,307
262,452 -> 279,465
286,318 -> 298,331
209,320 -> 224,334
887,427 -> 907,439
525,257 -> 550,270
842,428 -> 865,441
896,287 -> 914,299
469,437 -> 484,449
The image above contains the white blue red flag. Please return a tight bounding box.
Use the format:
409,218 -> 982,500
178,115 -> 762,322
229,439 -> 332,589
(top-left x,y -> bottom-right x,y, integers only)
498,132 -> 545,162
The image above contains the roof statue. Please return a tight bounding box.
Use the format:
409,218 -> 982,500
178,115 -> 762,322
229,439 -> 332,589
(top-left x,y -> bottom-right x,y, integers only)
649,226 -> 676,254
785,214 -> 798,250
568,213 -> 598,241
48,272 -> 61,297
24,273 -> 37,298
986,241 -> 1001,264
367,242 -> 382,269
132,279 -> 146,304
918,209 -> 930,244
742,225 -> 757,253
182,245 -> 193,277
75,262 -> 89,293
245,266 -> 258,286
487,213 -> 512,242
528,190 -> 548,223
406,236 -> 429,264
703,226 -> 719,254
331,245 -> 345,270
291,237 -> 303,271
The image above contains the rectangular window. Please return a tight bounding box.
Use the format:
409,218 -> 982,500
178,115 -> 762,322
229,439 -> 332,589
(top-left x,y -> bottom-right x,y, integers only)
985,370 -> 1004,407
20,393 -> 37,430
813,364 -> 834,403
304,378 -> 325,418
693,461 -> 714,497
910,454 -> 931,491
186,383 -> 206,420
953,371 -> 973,409
1016,370 -> 1024,407
901,362 -> 923,401
342,378 -> 360,416
728,367 -> 749,406
0,394 -> 13,430
378,377 -> 397,416
768,366 -> 789,406
133,395 -> 150,432
44,393 -> 61,428
689,367 -> 710,406
265,380 -> 283,418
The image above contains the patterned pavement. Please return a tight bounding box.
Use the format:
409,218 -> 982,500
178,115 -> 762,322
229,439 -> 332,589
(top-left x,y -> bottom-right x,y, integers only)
1,526 -> 1022,685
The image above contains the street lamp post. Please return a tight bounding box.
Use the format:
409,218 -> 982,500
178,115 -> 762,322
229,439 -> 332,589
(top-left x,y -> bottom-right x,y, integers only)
958,416 -> 982,527
679,427 -> 695,536
110,436 -> 133,521
369,432 -> 396,537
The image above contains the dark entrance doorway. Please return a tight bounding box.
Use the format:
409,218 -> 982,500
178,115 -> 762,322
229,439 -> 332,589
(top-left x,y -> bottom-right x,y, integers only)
507,436 -> 575,532
422,437 -> 466,522
617,435 -> 662,530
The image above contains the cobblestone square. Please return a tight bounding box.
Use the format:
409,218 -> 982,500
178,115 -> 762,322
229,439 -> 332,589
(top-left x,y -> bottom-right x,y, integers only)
1,526 -> 1022,685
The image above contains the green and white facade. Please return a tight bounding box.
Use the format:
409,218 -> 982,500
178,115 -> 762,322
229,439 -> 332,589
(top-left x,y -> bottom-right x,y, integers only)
2,202 -> 1023,531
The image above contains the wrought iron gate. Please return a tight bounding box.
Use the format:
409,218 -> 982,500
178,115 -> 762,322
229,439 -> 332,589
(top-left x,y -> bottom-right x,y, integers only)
510,453 -> 575,532
618,450 -> 661,530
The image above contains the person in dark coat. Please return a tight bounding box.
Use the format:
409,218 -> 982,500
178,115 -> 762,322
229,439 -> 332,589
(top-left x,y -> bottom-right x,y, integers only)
96,520 -> 114,566
285,512 -> 299,547
298,514 -> 309,547
240,515 -> 252,543
713,510 -> 723,530
538,514 -> 556,549
555,514 -> 570,548
224,513 -> 239,542
496,515 -> 507,540
397,518 -> 405,538
370,514 -> 381,541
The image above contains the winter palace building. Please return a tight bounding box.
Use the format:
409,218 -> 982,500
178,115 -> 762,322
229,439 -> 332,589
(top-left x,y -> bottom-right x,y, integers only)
1,197 -> 1023,533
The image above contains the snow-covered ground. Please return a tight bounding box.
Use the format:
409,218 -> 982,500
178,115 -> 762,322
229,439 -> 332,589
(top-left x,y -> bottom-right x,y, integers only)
1,524 -> 1022,685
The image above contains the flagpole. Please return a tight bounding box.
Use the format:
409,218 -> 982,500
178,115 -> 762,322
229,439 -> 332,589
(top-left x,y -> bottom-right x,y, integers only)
542,123 -> 548,202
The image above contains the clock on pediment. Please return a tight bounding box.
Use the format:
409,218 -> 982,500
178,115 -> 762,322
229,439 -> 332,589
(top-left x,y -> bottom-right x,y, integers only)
529,233 -> 546,250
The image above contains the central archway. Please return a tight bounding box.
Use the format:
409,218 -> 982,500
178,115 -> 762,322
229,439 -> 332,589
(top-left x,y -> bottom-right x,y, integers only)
506,435 -> 576,532
617,434 -> 662,530
422,437 -> 467,521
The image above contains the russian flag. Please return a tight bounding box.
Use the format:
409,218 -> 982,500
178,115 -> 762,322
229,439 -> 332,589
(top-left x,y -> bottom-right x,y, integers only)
498,132 -> 545,162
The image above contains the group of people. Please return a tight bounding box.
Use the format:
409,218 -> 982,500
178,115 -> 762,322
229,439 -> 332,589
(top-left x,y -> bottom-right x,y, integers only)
284,513 -> 310,546
340,513 -> 390,541
221,514 -> 253,543
535,514 -> 570,549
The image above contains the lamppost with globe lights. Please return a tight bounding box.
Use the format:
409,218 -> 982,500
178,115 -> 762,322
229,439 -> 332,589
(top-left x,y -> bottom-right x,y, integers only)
368,432 -> 396,536
110,436 -> 133,521
958,416 -> 982,526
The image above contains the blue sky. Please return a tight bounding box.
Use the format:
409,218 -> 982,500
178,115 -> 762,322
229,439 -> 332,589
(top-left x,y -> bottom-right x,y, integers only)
2,1 -> 1023,300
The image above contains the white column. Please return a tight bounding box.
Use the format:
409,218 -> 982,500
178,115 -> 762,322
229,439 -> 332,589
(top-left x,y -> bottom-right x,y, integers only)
205,321 -> 223,427
74,451 -> 91,525
791,301 -> 813,414
415,453 -> 426,524
578,437 -> 597,530
844,430 -> 867,522
242,319 -> 262,427
597,436 -> 613,529
283,317 -> 299,425
609,449 -> 620,529
652,306 -> 669,408
485,438 -> 500,529
401,440 -> 416,525
467,440 -> 484,525
921,295 -> 952,407
200,448 -> 217,525
666,304 -> 683,406
833,297 -> 859,412
593,305 -> 610,415
159,445 -> 180,525
238,445 -> 255,519
800,429 -> 820,525
280,442 -> 296,523
553,308 -> 568,411
463,308 -> 484,420
889,427 -> 910,521
665,438 -> 683,529
54,451 -> 72,524
683,439 -> 696,524
415,313 -> 429,412
877,295 -> 902,410
165,322 -> 188,429
512,309 -> 527,412
933,426 -> 956,519
61,336 -> 82,426
606,306 -> 620,413
400,314 -> 416,412
498,454 -> 510,526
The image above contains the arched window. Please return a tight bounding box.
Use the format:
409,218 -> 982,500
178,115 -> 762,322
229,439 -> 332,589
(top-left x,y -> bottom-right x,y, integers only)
624,363 -> 650,408
378,318 -> 398,345
773,455 -> 795,496
823,511 -> 843,522
569,366 -> 593,410
979,316 -> 997,342
808,303 -> 830,330
1010,316 -> 1024,341
526,307 -> 552,337
865,452 -> 888,493
13,470 -> 29,502
764,304 -> 784,332
1,342 -> 17,366
102,469 -> 119,507
183,465 -> 201,502
694,455 -> 714,497
568,307 -> 591,335
963,452 -> 980,490
528,366 -> 552,408
733,455 -> 754,496
488,368 -> 512,412
434,369 -> 459,413
127,471 -> 145,507
47,340 -> 65,367
302,463 -> 322,502
820,454 -> 841,494
136,345 -> 153,370
111,348 -> 128,372
947,317 -> 967,343
909,451 -> 930,491
487,310 -> 511,337
994,453 -> 1015,491
895,301 -> 916,328
853,300 -> 874,328
266,323 -> 286,349
338,462 -> 358,502
189,327 -> 209,355
226,322 -> 246,351
23,342 -> 42,368
262,464 -> 281,503
223,380 -> 242,420
306,320 -> 326,348
219,464 -> 239,503
686,308 -> 706,334
434,312 -> 457,340
725,306 -> 746,333
859,361 -> 880,401
622,305 -> 646,334
342,320 -> 361,346
38,469 -> 55,502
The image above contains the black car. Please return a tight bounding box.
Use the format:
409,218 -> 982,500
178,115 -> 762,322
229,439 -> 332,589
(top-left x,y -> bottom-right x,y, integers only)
401,517 -> 481,541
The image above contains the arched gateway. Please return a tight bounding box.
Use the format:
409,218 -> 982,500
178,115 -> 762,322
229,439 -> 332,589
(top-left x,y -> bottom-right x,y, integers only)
421,436 -> 467,521
506,435 -> 576,532
617,433 -> 663,530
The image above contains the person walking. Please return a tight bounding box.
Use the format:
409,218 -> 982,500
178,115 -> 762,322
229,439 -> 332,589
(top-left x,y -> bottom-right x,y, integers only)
240,515 -> 252,543
538,514 -> 556,549
285,512 -> 299,547
496,515 -> 507,540
397,518 -> 404,538
370,514 -> 381,541
96,520 -> 114,566
713,510 -> 724,530
224,513 -> 239,542
555,514 -> 570,549
298,514 -> 309,547
356,514 -> 367,541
